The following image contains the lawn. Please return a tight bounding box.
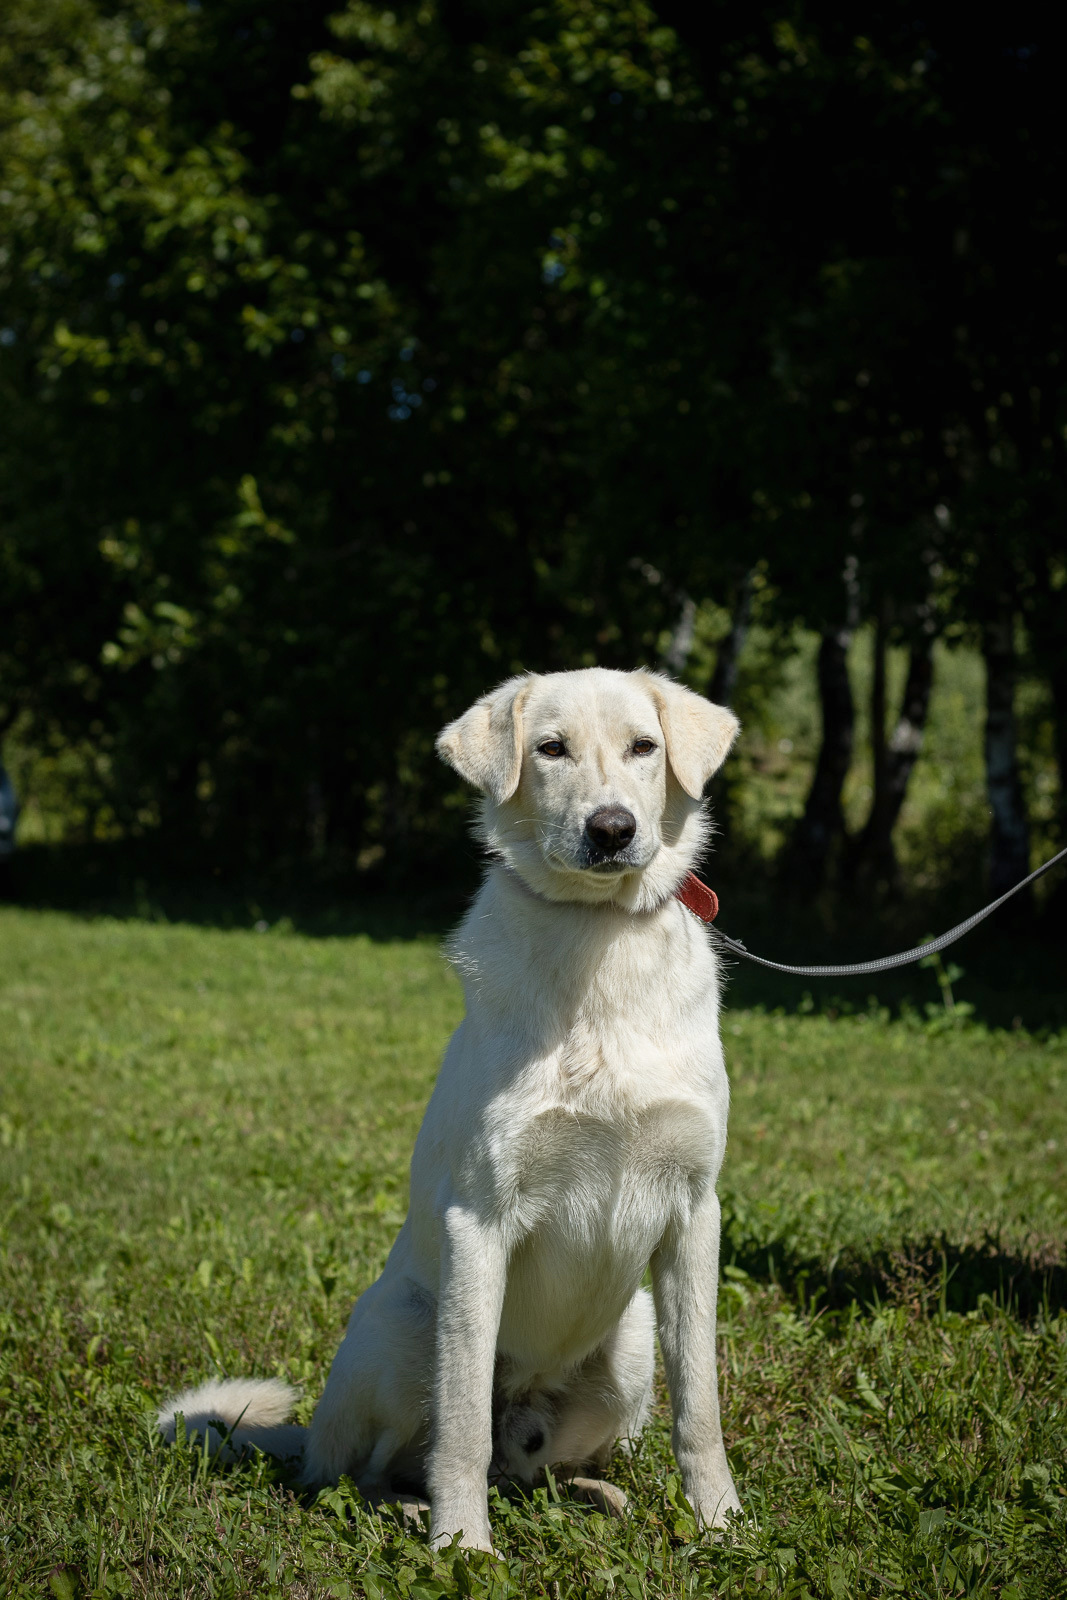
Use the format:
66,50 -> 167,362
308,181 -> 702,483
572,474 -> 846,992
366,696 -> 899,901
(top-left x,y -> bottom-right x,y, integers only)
1,906 -> 1064,1599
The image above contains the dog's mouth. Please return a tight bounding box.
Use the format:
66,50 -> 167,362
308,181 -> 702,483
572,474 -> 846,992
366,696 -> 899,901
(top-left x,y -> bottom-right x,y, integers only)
544,844 -> 653,877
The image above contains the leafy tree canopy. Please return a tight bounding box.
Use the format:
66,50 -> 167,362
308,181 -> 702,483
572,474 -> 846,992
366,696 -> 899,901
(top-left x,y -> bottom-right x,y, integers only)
1,0 -> 1064,877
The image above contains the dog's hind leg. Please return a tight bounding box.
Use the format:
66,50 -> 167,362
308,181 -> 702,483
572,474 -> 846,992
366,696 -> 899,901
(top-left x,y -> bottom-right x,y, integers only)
551,1287 -> 656,1470
354,1427 -> 407,1498
304,1269 -> 434,1488
563,1476 -> 629,1518
542,1289 -> 655,1516
493,1289 -> 655,1493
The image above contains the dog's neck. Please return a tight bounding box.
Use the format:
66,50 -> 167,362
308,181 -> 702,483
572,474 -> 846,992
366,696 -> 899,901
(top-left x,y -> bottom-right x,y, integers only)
491,860 -> 718,925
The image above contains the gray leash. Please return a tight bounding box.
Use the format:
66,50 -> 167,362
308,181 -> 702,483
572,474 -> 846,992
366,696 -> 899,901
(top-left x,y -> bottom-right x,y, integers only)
713,844 -> 1067,980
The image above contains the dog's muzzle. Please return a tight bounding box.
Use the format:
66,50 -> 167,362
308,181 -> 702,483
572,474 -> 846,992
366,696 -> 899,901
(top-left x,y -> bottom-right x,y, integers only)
584,805 -> 637,861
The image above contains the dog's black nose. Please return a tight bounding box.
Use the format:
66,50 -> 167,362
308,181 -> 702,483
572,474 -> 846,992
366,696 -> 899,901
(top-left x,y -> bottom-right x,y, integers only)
585,806 -> 637,856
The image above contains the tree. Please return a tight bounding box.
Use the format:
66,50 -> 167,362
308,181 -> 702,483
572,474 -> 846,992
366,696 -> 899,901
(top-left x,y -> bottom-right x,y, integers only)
2,0 -> 1064,894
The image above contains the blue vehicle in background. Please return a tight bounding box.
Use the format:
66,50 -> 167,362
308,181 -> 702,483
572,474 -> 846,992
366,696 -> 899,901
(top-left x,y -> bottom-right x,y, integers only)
0,766 -> 17,861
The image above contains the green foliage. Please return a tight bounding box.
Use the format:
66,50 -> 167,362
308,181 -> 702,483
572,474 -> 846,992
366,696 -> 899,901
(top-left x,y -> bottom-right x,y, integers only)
1,907 -> 1065,1596
1,0 -> 1065,877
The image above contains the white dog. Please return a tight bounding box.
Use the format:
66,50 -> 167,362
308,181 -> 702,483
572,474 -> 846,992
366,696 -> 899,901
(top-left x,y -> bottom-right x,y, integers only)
159,667 -> 742,1551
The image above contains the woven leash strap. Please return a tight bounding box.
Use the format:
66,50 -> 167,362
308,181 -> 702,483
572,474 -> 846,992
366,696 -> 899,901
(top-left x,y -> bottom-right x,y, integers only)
675,845 -> 1067,980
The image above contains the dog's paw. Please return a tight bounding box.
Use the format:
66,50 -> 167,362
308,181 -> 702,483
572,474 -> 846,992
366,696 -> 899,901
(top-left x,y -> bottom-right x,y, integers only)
565,1476 -> 629,1518
428,1504 -> 497,1554
693,1484 -> 743,1534
429,1527 -> 497,1555
368,1492 -> 431,1535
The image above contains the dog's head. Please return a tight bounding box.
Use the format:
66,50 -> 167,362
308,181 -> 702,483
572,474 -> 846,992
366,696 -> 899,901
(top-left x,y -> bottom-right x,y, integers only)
436,667 -> 738,910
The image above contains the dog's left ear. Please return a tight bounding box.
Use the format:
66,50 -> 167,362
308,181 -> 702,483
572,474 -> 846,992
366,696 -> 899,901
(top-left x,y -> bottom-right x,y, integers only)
436,674 -> 536,802
635,672 -> 740,799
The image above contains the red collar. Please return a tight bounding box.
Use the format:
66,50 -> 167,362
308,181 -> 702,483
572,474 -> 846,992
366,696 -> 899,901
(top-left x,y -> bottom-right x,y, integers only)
674,871 -> 719,924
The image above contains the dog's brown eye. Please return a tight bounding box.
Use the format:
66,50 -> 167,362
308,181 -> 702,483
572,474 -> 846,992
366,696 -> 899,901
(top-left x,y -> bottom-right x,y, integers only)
538,740 -> 566,759
632,739 -> 656,756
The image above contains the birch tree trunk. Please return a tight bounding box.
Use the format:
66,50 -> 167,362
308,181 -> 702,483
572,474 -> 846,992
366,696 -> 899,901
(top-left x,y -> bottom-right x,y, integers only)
869,608 -> 889,840
1025,561 -> 1066,910
709,569 -> 755,707
787,624 -> 855,887
983,614 -> 1031,898
1048,661 -> 1067,913
1050,664 -> 1067,847
849,628 -> 934,881
660,593 -> 698,677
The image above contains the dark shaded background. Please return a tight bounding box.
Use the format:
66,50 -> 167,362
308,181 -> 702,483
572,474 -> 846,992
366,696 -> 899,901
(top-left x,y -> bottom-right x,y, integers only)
1,0 -> 1064,951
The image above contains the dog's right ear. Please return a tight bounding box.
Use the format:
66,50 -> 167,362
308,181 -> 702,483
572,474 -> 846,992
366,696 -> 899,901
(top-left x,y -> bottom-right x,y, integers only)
436,675 -> 535,802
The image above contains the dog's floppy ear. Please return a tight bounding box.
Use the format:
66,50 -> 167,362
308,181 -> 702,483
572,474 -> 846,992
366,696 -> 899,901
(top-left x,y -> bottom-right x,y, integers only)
635,672 -> 739,799
436,674 -> 536,802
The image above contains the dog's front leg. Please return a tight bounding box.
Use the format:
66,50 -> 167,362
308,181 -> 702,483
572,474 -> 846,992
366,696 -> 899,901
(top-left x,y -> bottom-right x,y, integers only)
428,1204 -> 506,1553
651,1188 -> 741,1530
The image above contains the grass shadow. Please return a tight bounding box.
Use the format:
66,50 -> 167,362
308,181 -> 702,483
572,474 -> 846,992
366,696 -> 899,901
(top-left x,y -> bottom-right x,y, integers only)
709,867 -> 1067,1033
0,838 -> 471,941
3,839 -> 1066,1029
723,1218 -> 1067,1321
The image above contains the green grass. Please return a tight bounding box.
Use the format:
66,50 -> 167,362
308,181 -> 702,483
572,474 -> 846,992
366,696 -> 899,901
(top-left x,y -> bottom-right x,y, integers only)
1,907 -> 1065,1599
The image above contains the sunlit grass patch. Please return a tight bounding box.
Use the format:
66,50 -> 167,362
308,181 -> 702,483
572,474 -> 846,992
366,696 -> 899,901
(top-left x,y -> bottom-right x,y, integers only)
1,908 -> 1064,1597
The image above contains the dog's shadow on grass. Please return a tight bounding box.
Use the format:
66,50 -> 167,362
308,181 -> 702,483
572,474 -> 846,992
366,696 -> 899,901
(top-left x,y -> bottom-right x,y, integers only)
725,1229 -> 1067,1322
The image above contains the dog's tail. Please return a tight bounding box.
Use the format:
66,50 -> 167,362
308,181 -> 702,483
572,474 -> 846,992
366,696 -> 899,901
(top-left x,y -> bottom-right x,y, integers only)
157,1377 -> 307,1468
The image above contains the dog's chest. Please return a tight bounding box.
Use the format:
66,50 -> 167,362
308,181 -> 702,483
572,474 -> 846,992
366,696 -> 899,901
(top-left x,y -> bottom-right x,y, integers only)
472,898 -> 729,1223
494,1095 -> 721,1364
500,1089 -> 723,1243
552,1009 -> 707,1096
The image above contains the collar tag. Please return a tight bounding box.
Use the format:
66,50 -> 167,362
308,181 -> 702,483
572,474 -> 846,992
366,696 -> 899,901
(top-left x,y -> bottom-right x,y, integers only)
675,871 -> 719,924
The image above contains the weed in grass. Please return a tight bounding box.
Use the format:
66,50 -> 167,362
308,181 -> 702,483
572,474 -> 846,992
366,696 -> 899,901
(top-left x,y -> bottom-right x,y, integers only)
1,908 -> 1064,1597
